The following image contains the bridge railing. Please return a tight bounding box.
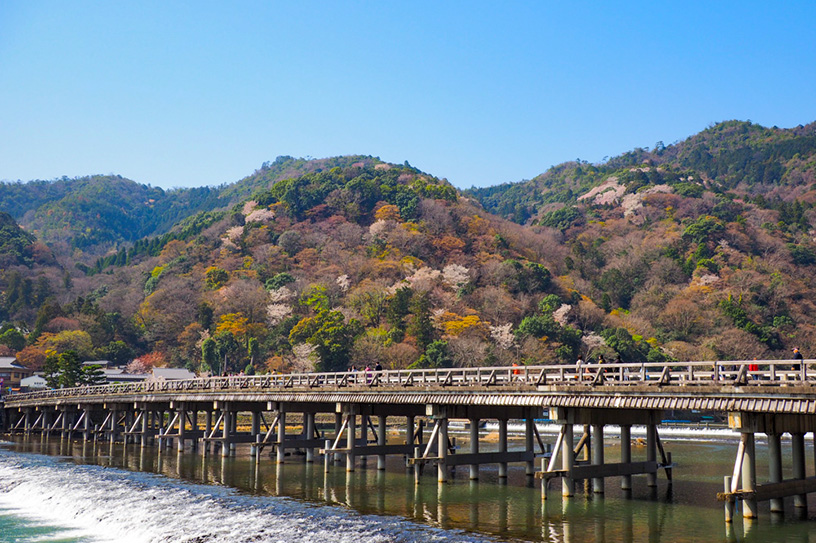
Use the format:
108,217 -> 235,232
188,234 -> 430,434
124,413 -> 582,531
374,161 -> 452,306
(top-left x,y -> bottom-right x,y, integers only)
6,359 -> 814,403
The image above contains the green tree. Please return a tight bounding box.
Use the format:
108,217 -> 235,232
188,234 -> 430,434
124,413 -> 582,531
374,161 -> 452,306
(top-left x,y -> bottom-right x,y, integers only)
385,286 -> 412,342
289,310 -> 363,372
202,337 -> 219,375
265,272 -> 296,291
79,364 -> 105,386
0,328 -> 26,351
57,350 -> 82,388
407,292 -> 435,351
43,353 -> 60,388
409,340 -> 452,369
96,340 -> 135,366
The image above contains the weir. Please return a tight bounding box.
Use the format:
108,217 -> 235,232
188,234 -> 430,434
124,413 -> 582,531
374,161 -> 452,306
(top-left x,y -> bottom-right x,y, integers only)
4,359 -> 816,524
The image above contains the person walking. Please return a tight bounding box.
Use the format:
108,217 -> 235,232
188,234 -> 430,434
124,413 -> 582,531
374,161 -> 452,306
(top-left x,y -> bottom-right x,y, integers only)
793,348 -> 804,372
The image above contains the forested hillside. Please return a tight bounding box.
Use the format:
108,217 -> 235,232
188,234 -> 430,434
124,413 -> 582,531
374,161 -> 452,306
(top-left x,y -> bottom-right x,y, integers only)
0,155 -> 379,260
2,120 -> 816,379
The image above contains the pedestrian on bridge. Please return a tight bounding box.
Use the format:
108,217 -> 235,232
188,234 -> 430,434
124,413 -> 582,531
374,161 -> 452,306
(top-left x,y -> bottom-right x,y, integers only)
792,348 -> 804,372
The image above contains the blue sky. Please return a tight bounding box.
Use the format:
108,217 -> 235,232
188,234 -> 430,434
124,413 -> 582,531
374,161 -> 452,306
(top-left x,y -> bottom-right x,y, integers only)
1,2 -> 814,190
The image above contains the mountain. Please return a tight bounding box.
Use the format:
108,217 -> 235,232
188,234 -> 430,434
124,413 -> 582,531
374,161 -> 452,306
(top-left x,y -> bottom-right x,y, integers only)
0,155 -> 381,258
466,120 -> 816,224
2,120 -> 816,377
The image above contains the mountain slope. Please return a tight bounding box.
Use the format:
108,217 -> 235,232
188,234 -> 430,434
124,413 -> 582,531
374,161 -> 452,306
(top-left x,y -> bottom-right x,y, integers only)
3,120 -> 816,376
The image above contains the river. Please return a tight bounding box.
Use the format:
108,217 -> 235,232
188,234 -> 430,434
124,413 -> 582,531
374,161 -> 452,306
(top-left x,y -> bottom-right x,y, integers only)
1,426 -> 815,542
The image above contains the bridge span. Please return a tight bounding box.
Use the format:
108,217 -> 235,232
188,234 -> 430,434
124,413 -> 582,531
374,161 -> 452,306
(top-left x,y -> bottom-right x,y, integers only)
4,359 -> 816,523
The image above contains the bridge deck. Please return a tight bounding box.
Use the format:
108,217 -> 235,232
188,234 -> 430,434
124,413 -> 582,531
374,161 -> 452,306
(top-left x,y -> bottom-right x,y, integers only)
4,360 -> 816,415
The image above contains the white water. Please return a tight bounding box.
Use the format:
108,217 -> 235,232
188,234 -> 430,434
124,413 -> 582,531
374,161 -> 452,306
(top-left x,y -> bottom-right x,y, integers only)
0,447 -> 494,543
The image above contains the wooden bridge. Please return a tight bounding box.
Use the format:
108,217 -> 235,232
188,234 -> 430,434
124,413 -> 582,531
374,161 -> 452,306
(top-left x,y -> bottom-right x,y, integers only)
4,359 -> 816,523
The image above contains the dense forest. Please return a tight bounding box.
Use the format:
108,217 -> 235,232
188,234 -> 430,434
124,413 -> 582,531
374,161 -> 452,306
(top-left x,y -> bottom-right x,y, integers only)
2,120 -> 816,379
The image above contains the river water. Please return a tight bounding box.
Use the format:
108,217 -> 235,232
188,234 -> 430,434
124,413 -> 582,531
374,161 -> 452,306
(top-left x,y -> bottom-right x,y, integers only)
1,426 -> 816,542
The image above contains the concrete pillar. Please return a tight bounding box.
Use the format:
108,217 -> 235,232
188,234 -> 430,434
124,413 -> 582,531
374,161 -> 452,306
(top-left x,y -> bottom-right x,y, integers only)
277,410 -> 286,464
792,432 -> 807,509
191,410 -> 199,451
346,413 -> 356,472
109,409 -> 117,443
177,404 -> 186,452
377,415 -> 387,470
438,417 -> 448,483
222,408 -> 232,457
334,413 -> 343,465
498,419 -> 508,479
469,417 -> 479,480
562,424 -> 575,498
83,407 -> 92,442
741,432 -> 758,519
724,476 -> 735,523
406,414 -> 415,469
141,408 -> 149,448
525,417 -> 535,477
592,424 -> 604,494
204,411 -> 212,454
646,424 -> 657,488
250,411 -> 261,457
620,425 -> 632,491
42,410 -> 51,436
305,412 -> 315,462
768,433 -> 783,513
24,409 -> 31,434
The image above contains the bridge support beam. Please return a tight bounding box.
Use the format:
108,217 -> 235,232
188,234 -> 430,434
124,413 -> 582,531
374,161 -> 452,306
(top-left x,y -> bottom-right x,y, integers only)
646,423 -> 657,488
222,405 -> 233,457
437,413 -> 448,483
497,418 -> 508,479
562,423 -> 575,498
377,415 -> 386,470
525,417 -> 535,478
592,424 -> 604,494
792,432 -> 807,509
768,433 -> 783,513
621,424 -> 632,491
469,417 -> 479,480
305,412 -> 316,463
277,408 -> 287,464
539,408 -> 668,499
720,411 -> 816,521
741,432 -> 758,519
346,411 -> 356,472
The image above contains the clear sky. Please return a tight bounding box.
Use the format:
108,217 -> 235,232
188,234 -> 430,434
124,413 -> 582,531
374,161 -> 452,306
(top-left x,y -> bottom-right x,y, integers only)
1,2 -> 814,190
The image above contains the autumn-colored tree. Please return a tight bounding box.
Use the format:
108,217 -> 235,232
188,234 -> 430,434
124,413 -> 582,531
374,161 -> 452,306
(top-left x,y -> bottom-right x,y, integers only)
216,313 -> 250,344
36,330 -> 94,360
375,204 -> 402,222
205,266 -> 229,290
16,345 -> 48,371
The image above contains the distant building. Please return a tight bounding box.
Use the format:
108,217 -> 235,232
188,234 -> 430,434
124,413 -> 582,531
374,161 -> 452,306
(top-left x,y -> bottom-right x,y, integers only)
20,374 -> 47,391
0,357 -> 33,392
82,360 -> 111,369
149,368 -> 197,381
101,368 -> 149,384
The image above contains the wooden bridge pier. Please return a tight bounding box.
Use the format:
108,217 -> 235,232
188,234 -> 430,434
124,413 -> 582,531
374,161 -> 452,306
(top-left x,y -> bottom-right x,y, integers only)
719,411 -> 816,521
407,405 -> 546,485
537,407 -> 673,499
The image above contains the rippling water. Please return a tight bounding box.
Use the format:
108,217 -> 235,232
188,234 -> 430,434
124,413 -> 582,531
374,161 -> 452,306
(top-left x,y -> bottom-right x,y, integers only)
2,429 -> 816,542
